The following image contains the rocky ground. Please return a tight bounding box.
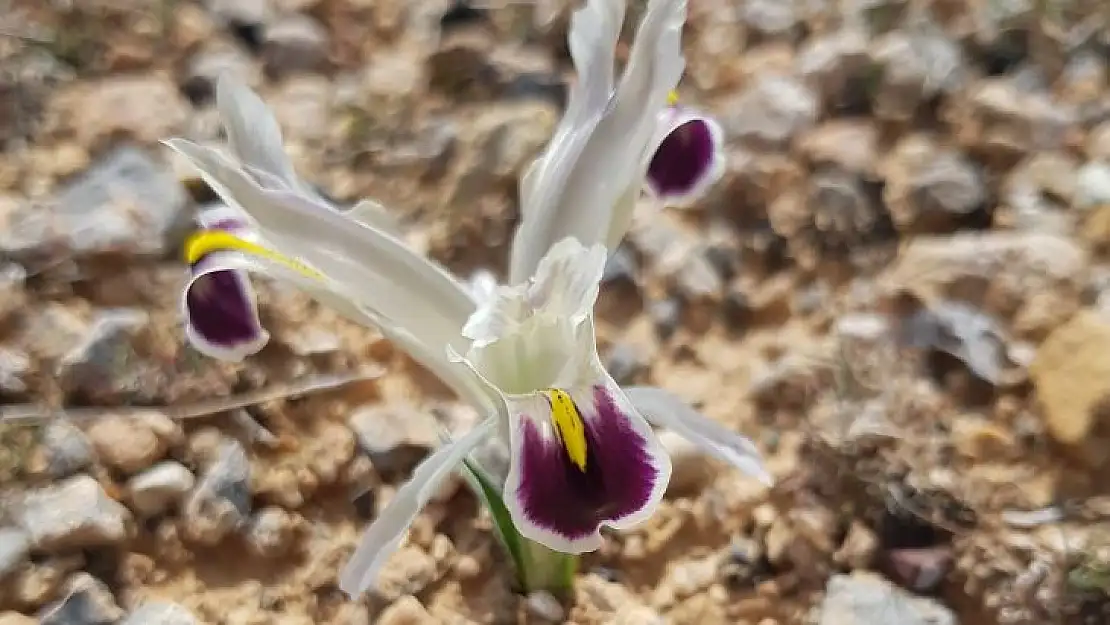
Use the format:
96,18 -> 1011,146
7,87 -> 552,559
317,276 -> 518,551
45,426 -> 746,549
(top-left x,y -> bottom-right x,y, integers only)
2,0 -> 1110,623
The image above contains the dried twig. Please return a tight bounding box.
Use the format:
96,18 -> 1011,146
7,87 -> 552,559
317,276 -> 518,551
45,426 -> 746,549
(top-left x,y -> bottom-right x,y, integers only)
0,366 -> 383,424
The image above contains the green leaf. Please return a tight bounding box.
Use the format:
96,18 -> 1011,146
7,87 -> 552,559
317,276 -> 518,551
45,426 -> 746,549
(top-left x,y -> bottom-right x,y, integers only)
459,458 -> 529,589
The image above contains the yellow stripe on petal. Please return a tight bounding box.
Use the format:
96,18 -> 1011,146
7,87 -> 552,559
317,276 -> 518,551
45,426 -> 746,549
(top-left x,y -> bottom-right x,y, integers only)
183,229 -> 324,280
544,388 -> 588,472
667,90 -> 679,106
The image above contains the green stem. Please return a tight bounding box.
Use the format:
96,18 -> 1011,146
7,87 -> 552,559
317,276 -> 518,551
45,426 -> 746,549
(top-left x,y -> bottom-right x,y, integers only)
521,539 -> 578,598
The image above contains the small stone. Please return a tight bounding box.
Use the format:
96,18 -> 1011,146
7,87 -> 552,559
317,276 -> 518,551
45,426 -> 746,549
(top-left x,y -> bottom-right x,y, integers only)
0,613 -> 36,625
649,298 -> 682,341
741,0 -> 797,37
1030,310 -> 1110,446
949,78 -> 1078,160
375,547 -> 438,601
832,521 -> 877,570
183,439 -> 251,545
17,475 -> 131,551
0,527 -> 30,579
525,591 -> 565,622
57,308 -> 150,404
204,0 -> 271,46
127,461 -> 196,517
181,43 -> 260,105
119,601 -> 199,625
376,595 -> 433,625
869,28 -> 966,123
1076,160 -> 1110,210
882,545 -> 953,594
50,147 -> 189,257
262,14 -> 330,77
897,300 -> 1010,385
882,133 -> 986,233
244,506 -> 297,558
86,412 -> 170,474
0,346 -> 29,397
601,245 -> 639,287
796,119 -> 878,178
605,343 -> 646,386
659,431 -> 715,496
0,263 -> 27,324
670,249 -> 724,301
721,75 -> 818,149
796,29 -> 871,111
37,572 -> 123,625
818,572 -> 956,625
951,416 -> 1017,460
349,403 -> 438,474
30,420 -> 93,479
51,75 -> 189,146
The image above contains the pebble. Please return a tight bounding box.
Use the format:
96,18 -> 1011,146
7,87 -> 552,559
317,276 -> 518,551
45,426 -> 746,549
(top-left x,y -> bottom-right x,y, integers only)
649,298 -> 682,341
1030,310 -> 1110,448
31,420 -> 93,479
818,571 -> 956,625
244,506 -> 297,558
127,461 -> 196,517
37,572 -> 124,625
348,403 -> 439,475
658,430 -> 716,496
262,14 -> 330,77
53,75 -> 190,146
376,595 -> 434,625
0,613 -> 36,625
605,343 -> 646,386
58,307 -> 150,402
525,591 -> 565,621
86,411 -> 176,475
1076,160 -> 1110,209
0,527 -> 31,579
44,147 -> 189,257
0,347 -> 30,396
16,475 -> 132,551
182,439 -> 251,545
721,75 -> 818,149
119,601 -> 199,625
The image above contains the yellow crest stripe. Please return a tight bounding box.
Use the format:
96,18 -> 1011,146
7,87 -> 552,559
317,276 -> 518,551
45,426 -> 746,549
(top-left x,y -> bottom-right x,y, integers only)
183,229 -> 324,280
667,90 -> 679,106
543,389 -> 588,472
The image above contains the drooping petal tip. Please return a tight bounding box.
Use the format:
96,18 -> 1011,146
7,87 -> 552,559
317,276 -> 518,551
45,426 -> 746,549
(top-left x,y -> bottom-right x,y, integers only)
646,108 -> 726,206
183,256 -> 269,362
504,384 -> 671,553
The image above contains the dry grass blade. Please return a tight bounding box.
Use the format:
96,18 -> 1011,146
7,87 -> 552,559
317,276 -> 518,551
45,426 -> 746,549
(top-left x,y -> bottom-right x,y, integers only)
0,365 -> 383,424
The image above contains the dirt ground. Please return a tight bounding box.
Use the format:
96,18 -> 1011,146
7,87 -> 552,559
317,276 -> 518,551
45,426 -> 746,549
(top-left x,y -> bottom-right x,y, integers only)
3,0 -> 1110,624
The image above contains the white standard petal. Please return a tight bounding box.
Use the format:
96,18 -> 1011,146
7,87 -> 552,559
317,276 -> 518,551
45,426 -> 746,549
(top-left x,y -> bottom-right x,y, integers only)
465,238 -> 605,350
510,0 -> 625,283
510,0 -> 688,282
338,417 -> 498,598
623,386 -> 772,485
216,75 -> 301,188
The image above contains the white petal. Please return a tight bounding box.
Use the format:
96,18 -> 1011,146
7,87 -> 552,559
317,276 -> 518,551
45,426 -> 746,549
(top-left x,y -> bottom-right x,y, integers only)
183,259 -> 269,362
527,238 -> 607,324
345,198 -> 403,238
165,138 -> 476,356
509,0 -> 687,282
338,417 -> 498,597
510,0 -> 625,283
623,386 -> 772,485
216,76 -> 300,188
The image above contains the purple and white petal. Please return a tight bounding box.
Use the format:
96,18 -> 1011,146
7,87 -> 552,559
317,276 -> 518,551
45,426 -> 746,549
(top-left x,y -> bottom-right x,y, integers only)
503,385 -> 671,553
184,252 -> 269,362
645,106 -> 725,206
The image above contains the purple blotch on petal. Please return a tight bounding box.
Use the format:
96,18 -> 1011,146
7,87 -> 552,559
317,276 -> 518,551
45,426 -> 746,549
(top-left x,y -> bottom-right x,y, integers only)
185,258 -> 264,352
646,117 -> 717,199
515,386 -> 660,541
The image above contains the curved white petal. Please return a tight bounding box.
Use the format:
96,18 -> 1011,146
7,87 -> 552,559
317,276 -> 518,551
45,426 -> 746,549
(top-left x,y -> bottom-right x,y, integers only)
514,0 -> 625,239
510,0 -> 687,282
165,138 -> 477,357
338,417 -> 498,598
464,238 -> 605,350
623,386 -> 772,485
216,75 -> 300,188
184,257 -> 269,361
642,106 -> 726,207
345,198 -> 403,238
